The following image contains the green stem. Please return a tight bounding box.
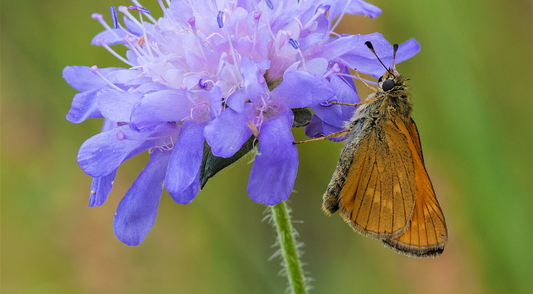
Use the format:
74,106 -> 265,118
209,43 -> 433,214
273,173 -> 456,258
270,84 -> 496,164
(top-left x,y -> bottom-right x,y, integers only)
271,201 -> 308,294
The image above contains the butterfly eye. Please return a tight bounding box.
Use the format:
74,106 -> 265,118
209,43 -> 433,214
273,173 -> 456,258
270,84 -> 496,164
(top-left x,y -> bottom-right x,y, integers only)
382,79 -> 394,91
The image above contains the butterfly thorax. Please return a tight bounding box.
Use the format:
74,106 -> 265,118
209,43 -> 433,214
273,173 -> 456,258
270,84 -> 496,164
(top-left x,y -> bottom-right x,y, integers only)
375,71 -> 412,120
346,71 -> 412,135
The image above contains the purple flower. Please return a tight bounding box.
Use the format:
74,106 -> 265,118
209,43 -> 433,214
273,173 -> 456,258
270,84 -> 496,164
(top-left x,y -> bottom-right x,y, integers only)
65,0 -> 419,245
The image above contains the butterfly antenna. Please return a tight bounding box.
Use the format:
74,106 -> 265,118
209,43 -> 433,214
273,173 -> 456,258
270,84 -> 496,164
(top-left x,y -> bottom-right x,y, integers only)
365,41 -> 394,75
392,44 -> 399,74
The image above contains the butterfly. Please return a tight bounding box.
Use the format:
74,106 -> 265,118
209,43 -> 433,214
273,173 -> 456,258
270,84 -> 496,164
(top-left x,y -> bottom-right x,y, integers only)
298,42 -> 448,257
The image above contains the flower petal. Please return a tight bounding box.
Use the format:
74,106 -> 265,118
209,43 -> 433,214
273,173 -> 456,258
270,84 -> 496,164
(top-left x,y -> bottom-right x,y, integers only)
344,0 -> 382,18
302,58 -> 329,75
325,0 -> 382,20
113,149 -> 171,246
97,89 -> 143,122
304,114 -> 324,138
169,171 -> 200,204
91,29 -> 128,45
204,105 -> 253,158
340,33 -> 420,78
299,33 -> 325,53
66,88 -> 104,123
209,86 -> 223,118
322,35 -> 360,61
130,90 -> 193,130
392,38 -> 421,65
226,89 -> 246,113
63,66 -> 114,92
165,121 -> 206,200
241,57 -> 265,105
78,124 -> 179,177
322,121 -> 349,142
272,70 -> 335,109
311,74 -> 359,127
89,169 -> 117,207
247,110 -> 298,205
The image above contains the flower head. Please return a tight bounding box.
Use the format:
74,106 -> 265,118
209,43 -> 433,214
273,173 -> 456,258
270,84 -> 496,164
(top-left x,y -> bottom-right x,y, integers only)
64,0 -> 419,245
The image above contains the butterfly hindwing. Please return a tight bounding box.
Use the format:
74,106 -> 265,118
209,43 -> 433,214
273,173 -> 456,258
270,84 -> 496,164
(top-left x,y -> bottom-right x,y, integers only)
382,117 -> 448,257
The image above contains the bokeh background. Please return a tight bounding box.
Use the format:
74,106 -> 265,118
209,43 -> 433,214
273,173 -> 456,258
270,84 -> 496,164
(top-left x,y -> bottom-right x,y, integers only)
2,0 -> 531,293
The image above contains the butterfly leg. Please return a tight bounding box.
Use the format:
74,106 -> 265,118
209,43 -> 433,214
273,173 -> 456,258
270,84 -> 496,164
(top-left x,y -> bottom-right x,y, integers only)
329,96 -> 380,108
294,130 -> 351,144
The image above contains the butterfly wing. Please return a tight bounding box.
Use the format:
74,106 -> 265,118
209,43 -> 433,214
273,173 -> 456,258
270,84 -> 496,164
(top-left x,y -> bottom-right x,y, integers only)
322,112 -> 417,239
382,118 -> 448,257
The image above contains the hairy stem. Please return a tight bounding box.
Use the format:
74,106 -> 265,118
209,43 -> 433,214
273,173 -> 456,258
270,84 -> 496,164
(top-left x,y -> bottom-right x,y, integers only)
271,201 -> 308,294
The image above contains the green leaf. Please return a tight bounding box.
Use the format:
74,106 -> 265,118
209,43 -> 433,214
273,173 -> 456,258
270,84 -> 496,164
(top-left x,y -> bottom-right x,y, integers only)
292,108 -> 312,128
199,136 -> 256,189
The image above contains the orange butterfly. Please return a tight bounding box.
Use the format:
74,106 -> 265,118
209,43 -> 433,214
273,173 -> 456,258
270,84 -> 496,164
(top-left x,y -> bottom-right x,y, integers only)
298,42 -> 447,257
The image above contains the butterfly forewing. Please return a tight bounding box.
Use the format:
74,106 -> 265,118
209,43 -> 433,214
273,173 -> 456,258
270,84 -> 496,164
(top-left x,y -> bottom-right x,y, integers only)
323,110 -> 417,239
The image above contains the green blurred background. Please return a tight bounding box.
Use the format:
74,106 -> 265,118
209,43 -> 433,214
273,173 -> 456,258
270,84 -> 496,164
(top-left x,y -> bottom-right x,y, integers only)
2,0 -> 531,293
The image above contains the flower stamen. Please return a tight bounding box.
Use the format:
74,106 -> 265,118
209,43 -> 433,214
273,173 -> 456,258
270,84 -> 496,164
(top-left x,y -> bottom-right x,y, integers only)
329,0 -> 352,36
248,121 -> 260,138
130,0 -> 157,22
94,39 -> 135,66
265,0 -> 274,10
188,17 -> 209,63
91,13 -> 121,39
110,6 -> 119,29
217,11 -> 224,28
89,65 -> 125,92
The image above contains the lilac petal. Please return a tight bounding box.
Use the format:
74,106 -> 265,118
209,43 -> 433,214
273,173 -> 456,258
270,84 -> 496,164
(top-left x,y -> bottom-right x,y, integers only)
271,9 -> 300,34
105,69 -> 142,84
300,7 -> 329,37
204,105 -> 253,158
311,74 -> 359,127
311,103 -> 342,128
226,89 -> 245,113
97,89 -> 143,122
66,88 -> 104,123
63,66 -> 120,92
134,82 -> 172,94
247,110 -> 298,205
91,29 -> 128,45
101,119 -> 117,132
325,0 -> 381,20
304,58 -> 329,75
165,121 -> 206,200
77,126 -> 159,177
323,121 -> 348,142
209,86 -> 223,118
89,169 -> 117,207
130,90 -> 193,130
255,59 -> 271,70
304,114 -> 324,138
241,57 -> 263,105
322,35 -> 360,61
169,171 -> 199,204
299,33 -> 325,53
392,38 -> 421,65
271,70 -> 335,109
113,149 -> 171,246
345,0 -> 382,18
338,63 -> 357,93
340,34 -> 421,78
123,16 -> 143,36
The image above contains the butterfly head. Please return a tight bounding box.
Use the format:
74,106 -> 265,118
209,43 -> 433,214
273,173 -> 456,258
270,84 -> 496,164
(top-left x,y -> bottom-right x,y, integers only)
378,71 -> 408,93
365,41 -> 409,93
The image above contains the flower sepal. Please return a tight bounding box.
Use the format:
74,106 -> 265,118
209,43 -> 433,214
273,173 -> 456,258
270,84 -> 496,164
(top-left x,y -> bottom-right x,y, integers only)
199,136 -> 255,189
